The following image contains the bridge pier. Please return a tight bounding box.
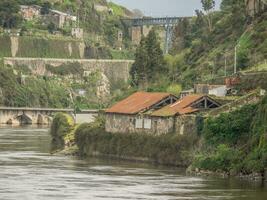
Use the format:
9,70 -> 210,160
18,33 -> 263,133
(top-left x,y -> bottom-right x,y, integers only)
125,17 -> 190,54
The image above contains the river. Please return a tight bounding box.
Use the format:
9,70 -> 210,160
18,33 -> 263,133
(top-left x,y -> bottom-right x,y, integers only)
0,126 -> 266,200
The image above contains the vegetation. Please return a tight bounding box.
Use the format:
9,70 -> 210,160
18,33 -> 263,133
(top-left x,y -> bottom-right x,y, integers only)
164,0 -> 267,88
192,95 -> 267,175
130,30 -> 166,88
74,116 -> 198,166
0,62 -> 71,108
45,62 -> 84,76
50,113 -> 75,152
16,36 -> 81,58
0,0 -> 22,28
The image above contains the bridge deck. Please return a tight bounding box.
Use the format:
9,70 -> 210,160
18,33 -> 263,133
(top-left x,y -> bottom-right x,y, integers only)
0,107 -> 99,113
122,17 -> 191,26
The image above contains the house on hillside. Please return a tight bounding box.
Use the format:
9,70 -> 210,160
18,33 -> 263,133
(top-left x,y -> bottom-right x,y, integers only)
20,5 -> 77,28
105,92 -> 221,135
20,5 -> 42,20
194,84 -> 227,97
46,10 -> 77,28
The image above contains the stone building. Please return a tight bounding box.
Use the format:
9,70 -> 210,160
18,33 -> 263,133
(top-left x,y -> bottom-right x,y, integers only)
194,84 -> 227,97
47,10 -> 77,28
20,5 -> 77,28
20,5 -> 41,20
105,92 -> 221,135
246,0 -> 267,16
71,28 -> 83,39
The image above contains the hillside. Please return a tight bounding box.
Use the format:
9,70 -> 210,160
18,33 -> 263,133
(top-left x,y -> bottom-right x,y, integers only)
165,0 -> 267,88
0,0 -> 135,59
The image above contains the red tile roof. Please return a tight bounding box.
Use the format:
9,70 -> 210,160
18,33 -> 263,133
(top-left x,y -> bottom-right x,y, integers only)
106,91 -> 173,115
151,95 -> 204,117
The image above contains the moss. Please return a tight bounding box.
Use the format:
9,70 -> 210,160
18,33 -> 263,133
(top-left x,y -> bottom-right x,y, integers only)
16,36 -> 81,58
50,113 -> 75,152
0,36 -> 11,57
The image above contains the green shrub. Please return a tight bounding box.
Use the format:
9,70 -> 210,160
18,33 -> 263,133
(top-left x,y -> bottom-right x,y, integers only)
75,119 -> 198,166
50,113 -> 75,151
203,104 -> 257,146
45,62 -> 84,76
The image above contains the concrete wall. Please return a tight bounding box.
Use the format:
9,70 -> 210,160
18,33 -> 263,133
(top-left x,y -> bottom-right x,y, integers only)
4,57 -> 133,85
75,113 -> 97,124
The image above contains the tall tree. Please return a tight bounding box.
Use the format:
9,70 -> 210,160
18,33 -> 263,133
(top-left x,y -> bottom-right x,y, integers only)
201,0 -> 215,32
0,0 -> 21,28
130,30 -> 165,88
130,37 -> 148,87
41,1 -> 52,15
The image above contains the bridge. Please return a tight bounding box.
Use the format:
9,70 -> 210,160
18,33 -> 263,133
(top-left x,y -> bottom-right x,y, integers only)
0,107 -> 99,125
122,17 -> 191,54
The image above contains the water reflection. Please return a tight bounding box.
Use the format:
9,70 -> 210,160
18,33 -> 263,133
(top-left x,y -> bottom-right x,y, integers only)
0,126 -> 266,200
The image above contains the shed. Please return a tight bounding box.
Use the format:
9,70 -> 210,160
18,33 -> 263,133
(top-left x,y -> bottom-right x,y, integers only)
105,91 -> 178,134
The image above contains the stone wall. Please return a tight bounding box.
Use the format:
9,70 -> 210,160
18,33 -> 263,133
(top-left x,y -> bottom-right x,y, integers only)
0,110 -> 52,125
208,89 -> 262,116
2,36 -> 84,58
105,113 -> 199,135
174,115 -> 198,136
105,113 -> 174,135
4,57 -> 133,86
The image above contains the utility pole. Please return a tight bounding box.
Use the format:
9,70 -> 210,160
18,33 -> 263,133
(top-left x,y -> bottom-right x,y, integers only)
234,44 -> 240,74
234,45 -> 237,74
224,54 -> 227,77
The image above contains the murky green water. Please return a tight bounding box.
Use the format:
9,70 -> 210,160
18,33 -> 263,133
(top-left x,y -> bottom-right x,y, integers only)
0,126 -> 266,200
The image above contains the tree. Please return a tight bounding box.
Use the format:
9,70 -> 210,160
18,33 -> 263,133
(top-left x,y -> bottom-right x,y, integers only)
220,0 -> 246,34
201,0 -> 215,32
0,0 -> 21,28
130,30 -> 166,88
47,22 -> 56,34
41,1 -> 52,15
130,37 -> 148,87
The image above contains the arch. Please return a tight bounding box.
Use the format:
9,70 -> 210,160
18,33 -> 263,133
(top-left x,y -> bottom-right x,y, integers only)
15,113 -> 32,125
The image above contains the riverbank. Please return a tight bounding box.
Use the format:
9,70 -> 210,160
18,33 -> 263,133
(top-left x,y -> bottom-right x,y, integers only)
4,126 -> 267,200
50,94 -> 267,180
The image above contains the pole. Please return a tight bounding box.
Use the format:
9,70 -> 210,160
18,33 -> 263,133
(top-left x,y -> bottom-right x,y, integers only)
234,45 -> 237,74
224,54 -> 227,77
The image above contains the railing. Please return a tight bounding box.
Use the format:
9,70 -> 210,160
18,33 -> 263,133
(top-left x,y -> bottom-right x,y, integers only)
122,17 -> 191,26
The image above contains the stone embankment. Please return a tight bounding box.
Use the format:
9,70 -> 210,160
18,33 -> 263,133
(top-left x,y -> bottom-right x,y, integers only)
208,89 -> 263,116
4,57 -> 134,90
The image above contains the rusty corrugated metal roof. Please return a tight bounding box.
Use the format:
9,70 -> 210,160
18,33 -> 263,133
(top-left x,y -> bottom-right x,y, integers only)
106,91 -> 173,114
151,95 -> 204,117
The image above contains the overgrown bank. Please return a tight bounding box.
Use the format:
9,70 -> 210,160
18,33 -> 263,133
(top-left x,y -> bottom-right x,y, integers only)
50,114 -> 199,166
50,94 -> 267,180
190,94 -> 267,180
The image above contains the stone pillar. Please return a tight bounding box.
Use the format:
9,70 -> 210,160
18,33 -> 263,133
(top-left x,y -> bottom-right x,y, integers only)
130,26 -> 142,45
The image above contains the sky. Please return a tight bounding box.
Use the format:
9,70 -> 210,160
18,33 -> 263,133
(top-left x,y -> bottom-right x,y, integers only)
109,0 -> 222,17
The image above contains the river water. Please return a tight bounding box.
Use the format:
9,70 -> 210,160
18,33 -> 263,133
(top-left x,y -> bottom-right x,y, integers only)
0,126 -> 267,200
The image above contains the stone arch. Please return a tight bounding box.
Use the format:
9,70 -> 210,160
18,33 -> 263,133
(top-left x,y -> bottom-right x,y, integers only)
15,113 -> 32,125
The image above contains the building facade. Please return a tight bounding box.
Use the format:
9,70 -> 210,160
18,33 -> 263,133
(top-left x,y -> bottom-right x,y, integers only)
105,92 -> 221,135
20,5 -> 41,20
